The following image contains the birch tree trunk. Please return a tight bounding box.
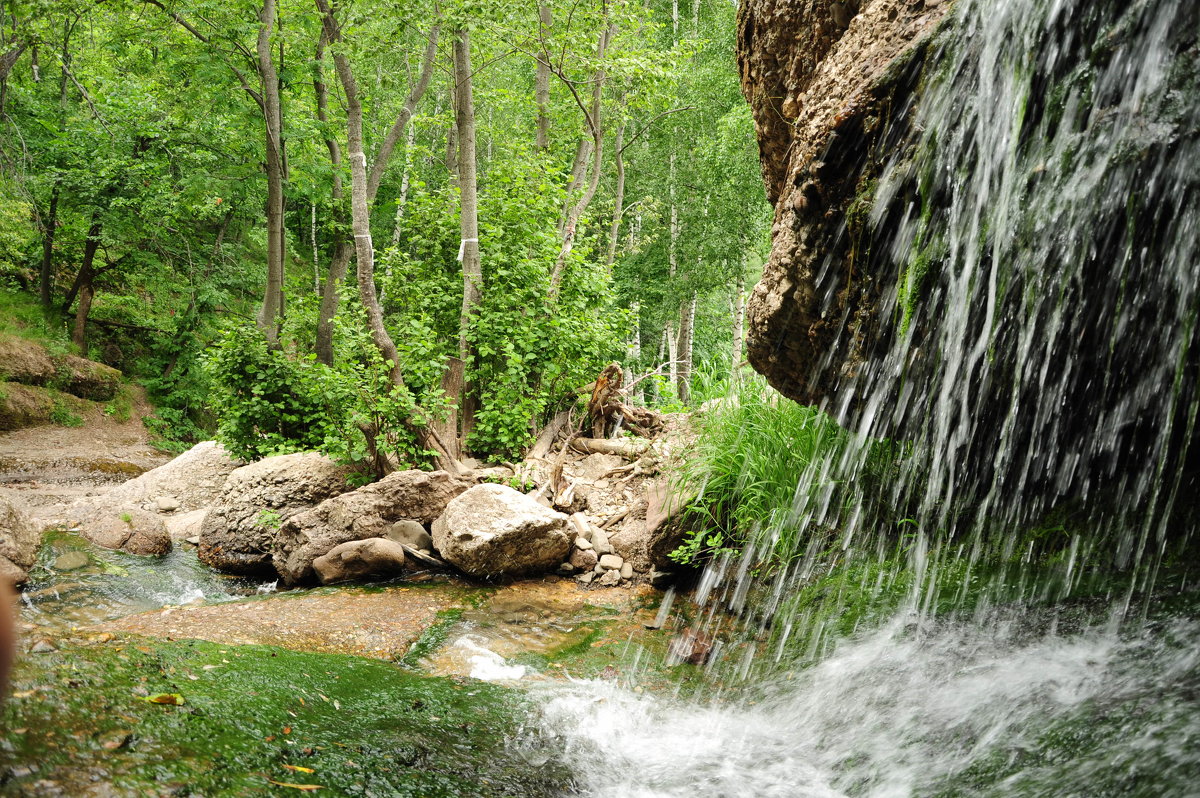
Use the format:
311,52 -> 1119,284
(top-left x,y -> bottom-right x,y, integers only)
731,268 -> 746,379
677,292 -> 696,405
256,0 -> 286,345
454,26 -> 482,450
606,120 -> 626,268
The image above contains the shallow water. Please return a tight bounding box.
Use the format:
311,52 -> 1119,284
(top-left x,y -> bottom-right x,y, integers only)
21,531 -> 271,632
536,610 -> 1200,797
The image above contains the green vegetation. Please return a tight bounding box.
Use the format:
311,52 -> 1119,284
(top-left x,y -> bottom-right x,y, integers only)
0,0 -> 770,460
671,375 -> 901,568
1,637 -> 569,797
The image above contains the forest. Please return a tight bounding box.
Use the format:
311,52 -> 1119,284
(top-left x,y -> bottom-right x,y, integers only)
0,0 -> 769,468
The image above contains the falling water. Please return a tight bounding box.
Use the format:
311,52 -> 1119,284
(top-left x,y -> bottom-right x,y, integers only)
535,0 -> 1200,793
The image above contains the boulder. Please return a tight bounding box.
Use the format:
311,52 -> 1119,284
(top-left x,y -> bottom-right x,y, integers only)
67,441 -> 243,529
272,470 -> 469,584
312,538 -> 408,585
432,484 -> 570,578
60,354 -> 121,401
0,384 -> 56,431
645,478 -> 697,568
83,507 -> 171,556
199,452 -> 354,576
0,495 -> 41,584
164,508 -> 207,541
383,519 -> 433,552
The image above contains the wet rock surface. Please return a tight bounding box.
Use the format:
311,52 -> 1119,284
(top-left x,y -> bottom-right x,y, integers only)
737,0 -> 949,402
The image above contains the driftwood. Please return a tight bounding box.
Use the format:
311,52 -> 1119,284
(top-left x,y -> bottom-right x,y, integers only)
529,409 -> 571,460
584,362 -> 666,439
569,437 -> 648,458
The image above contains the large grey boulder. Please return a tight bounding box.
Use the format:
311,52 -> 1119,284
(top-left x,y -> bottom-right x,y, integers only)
273,469 -> 469,584
432,484 -> 570,578
83,507 -> 171,556
67,441 -> 243,529
0,495 -> 41,584
198,452 -> 354,576
312,538 -> 408,585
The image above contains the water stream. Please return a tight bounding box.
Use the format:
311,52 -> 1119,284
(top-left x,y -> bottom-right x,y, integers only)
532,0 -> 1200,793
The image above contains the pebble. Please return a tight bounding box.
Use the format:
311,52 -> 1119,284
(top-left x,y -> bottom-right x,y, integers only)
598,569 -> 622,587
620,562 -> 634,579
599,554 -> 624,571
184,536 -> 200,546
154,496 -> 180,512
575,572 -> 595,585
30,638 -> 57,653
574,537 -> 594,551
557,562 -> 577,576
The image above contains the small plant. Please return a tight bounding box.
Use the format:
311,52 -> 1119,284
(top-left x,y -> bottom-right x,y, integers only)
482,474 -> 536,493
119,512 -> 133,524
254,509 -> 283,530
50,400 -> 84,427
103,391 -> 133,422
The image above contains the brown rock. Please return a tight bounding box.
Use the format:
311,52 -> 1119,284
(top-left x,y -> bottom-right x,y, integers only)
84,508 -> 171,556
312,538 -> 408,585
272,469 -> 470,584
645,478 -> 698,568
569,547 -> 598,571
0,495 -> 40,583
198,452 -> 354,576
738,0 -> 950,403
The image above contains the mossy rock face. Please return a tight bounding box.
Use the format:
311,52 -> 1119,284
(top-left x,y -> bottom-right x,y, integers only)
1,637 -> 572,796
0,334 -> 122,401
60,352 -> 121,401
0,383 -> 55,430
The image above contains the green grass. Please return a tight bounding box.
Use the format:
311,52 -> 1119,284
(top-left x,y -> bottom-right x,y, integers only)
1,637 -> 571,797
672,376 -> 901,568
0,285 -> 71,352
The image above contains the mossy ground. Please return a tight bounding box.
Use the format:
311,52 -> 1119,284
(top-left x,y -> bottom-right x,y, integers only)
1,636 -> 571,797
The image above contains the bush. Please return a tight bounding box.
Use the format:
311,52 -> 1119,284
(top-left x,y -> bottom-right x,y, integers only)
203,325 -> 352,460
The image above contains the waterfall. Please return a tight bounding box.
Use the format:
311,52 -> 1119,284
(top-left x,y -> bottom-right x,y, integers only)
534,0 -> 1200,794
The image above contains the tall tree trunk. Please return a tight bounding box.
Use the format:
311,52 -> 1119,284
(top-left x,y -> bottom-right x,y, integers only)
606,120 -> 626,268
549,23 -> 614,297
70,219 -> 102,355
731,266 -> 745,379
313,25 -> 346,366
676,293 -> 696,405
626,301 -> 643,403
321,4 -> 456,472
38,186 -> 59,308
445,71 -> 459,184
390,122 -> 417,248
256,0 -> 286,345
454,26 -> 482,451
535,4 -> 552,150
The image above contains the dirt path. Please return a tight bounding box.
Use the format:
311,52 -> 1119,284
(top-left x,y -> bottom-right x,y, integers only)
0,388 -> 170,527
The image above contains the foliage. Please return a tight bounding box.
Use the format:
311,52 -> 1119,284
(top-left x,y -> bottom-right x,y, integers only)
671,376 -> 902,568
203,325 -> 352,461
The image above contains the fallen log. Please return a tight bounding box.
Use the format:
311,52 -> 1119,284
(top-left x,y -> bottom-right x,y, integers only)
569,437 -> 648,458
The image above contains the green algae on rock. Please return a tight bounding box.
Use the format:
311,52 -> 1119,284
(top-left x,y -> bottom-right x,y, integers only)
1,637 -> 571,797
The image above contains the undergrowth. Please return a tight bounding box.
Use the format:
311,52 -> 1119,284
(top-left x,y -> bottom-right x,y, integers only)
670,376 -> 902,569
